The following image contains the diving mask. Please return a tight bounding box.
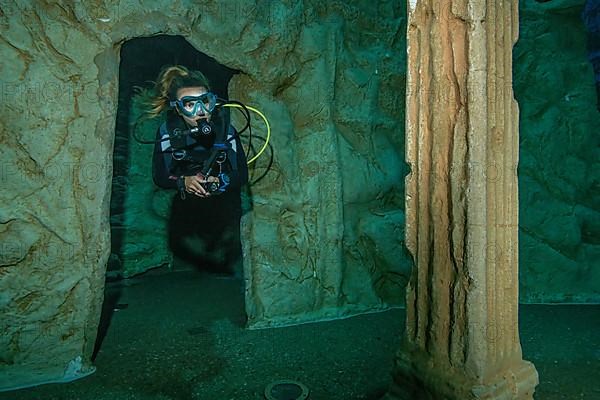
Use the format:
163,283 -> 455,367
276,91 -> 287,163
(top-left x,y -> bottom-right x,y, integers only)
170,92 -> 217,117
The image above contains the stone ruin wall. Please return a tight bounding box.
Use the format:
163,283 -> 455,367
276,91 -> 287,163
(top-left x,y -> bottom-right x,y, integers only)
0,0 -> 407,388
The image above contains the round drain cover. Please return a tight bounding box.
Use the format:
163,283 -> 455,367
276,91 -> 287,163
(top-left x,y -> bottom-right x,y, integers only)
264,380 -> 310,400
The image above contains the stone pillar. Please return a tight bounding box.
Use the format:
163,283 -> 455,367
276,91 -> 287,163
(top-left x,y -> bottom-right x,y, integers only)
386,1 -> 538,399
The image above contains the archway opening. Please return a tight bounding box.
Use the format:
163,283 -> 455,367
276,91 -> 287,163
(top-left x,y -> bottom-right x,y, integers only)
109,34 -> 241,278
96,35 -> 246,357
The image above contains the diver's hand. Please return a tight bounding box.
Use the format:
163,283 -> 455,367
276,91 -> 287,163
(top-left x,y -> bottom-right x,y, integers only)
184,174 -> 219,198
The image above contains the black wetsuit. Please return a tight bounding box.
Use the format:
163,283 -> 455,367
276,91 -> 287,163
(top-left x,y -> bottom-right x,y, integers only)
152,110 -> 248,273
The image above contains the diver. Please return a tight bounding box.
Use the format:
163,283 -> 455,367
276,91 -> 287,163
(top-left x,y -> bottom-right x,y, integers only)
144,65 -> 249,275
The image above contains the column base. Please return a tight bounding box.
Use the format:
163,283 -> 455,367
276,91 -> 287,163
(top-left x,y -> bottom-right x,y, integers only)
383,348 -> 538,400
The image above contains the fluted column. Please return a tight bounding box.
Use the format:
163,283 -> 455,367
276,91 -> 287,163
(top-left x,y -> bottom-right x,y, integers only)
386,1 -> 538,399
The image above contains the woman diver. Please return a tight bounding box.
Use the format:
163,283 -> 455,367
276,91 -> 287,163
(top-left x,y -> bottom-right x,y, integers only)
144,65 -> 248,275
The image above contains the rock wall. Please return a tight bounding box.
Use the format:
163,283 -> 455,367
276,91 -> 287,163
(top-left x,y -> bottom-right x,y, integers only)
0,3 -> 116,389
236,2 -> 409,327
0,0 -> 408,389
515,0 -> 600,303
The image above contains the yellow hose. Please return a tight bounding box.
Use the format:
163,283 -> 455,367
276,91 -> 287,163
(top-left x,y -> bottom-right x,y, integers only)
224,104 -> 271,165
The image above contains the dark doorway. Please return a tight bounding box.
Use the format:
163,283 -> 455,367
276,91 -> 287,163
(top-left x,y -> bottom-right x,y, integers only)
98,34 -> 243,357
108,35 -> 241,276
109,34 -> 241,277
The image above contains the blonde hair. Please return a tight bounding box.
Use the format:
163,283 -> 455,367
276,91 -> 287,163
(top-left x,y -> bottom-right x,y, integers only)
137,65 -> 211,119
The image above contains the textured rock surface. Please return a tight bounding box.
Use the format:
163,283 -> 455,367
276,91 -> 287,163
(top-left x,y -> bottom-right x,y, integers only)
387,1 -> 538,399
239,3 -> 408,328
0,2 -> 116,390
0,0 -> 407,389
515,0 -> 600,303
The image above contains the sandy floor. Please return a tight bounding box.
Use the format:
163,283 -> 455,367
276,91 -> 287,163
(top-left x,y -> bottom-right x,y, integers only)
1,267 -> 598,400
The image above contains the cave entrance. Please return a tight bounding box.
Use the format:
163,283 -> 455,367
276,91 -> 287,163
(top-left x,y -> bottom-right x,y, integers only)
107,34 -> 243,290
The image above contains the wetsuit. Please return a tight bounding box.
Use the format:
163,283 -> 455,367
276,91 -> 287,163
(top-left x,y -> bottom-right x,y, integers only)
152,109 -> 248,193
152,109 -> 248,273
